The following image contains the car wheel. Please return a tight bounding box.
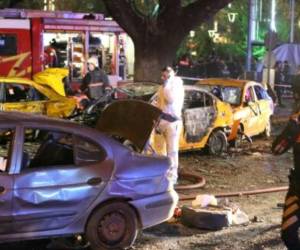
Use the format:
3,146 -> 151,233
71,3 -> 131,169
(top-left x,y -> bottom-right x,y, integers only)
229,126 -> 243,148
208,130 -> 228,156
86,202 -> 138,250
263,118 -> 271,138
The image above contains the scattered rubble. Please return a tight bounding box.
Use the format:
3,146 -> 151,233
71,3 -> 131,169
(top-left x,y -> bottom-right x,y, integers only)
181,206 -> 232,230
181,195 -> 249,230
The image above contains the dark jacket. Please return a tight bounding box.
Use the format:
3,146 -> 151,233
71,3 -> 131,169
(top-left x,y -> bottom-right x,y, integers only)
272,112 -> 300,188
80,68 -> 109,93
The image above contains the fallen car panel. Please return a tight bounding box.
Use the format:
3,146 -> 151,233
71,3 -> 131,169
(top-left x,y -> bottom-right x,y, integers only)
33,68 -> 69,96
96,100 -> 162,152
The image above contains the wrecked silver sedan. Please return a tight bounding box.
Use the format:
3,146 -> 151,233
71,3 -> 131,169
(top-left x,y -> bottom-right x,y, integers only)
0,105 -> 178,249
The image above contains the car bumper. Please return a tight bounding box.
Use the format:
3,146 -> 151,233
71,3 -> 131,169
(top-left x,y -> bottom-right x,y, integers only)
129,189 -> 179,229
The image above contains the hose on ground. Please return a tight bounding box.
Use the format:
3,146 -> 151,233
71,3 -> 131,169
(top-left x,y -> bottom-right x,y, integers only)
179,186 -> 289,201
174,171 -> 288,201
175,171 -> 206,190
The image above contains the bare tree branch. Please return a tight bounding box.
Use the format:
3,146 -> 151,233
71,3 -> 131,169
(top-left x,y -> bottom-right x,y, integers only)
181,0 -> 233,32
102,0 -> 144,39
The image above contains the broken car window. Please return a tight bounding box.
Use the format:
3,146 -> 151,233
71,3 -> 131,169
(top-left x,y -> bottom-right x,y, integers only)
184,91 -> 213,109
222,87 -> 242,105
201,84 -> 242,105
0,128 -> 15,172
254,85 -> 271,100
5,84 -> 48,102
74,136 -> 106,166
22,129 -> 74,170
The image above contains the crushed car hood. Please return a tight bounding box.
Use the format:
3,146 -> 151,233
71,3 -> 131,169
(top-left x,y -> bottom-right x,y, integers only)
96,100 -> 162,152
33,68 -> 68,96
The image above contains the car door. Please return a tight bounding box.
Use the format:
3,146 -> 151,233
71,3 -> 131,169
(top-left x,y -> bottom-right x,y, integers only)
12,127 -> 113,233
182,90 -> 217,144
253,85 -> 273,133
2,82 -> 46,114
0,126 -> 18,234
241,85 -> 261,136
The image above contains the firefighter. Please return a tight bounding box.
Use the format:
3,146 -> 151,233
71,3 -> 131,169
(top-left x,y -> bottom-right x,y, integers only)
80,56 -> 110,98
272,87 -> 300,249
154,66 -> 184,184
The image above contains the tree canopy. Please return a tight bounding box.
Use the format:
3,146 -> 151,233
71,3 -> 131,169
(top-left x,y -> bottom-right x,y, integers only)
102,0 -> 233,81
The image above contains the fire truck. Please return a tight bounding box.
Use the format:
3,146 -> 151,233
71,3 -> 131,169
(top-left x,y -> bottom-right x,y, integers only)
0,9 -> 133,84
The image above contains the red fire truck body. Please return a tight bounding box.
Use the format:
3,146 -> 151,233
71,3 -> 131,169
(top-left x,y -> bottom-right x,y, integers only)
0,9 -> 124,79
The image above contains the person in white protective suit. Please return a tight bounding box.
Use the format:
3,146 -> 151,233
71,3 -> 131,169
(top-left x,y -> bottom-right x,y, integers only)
154,66 -> 184,184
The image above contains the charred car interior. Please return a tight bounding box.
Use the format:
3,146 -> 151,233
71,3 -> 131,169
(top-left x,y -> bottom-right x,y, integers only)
183,89 -> 217,143
2,83 -> 48,103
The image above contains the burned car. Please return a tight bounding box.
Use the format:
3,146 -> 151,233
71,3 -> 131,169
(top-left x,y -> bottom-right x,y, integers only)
197,78 -> 274,139
151,85 -> 234,155
116,82 -> 234,155
0,75 -> 76,118
0,108 -> 178,249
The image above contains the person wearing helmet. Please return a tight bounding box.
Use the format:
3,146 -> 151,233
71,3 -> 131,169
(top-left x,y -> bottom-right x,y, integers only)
80,56 -> 110,98
154,66 -> 185,184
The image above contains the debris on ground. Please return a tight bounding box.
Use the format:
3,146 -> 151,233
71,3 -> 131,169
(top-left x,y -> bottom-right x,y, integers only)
192,194 -> 218,208
181,205 -> 232,230
181,195 -> 249,230
232,208 -> 249,225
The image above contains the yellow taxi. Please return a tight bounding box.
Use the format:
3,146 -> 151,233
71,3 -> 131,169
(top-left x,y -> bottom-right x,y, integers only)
197,78 -> 274,140
0,72 -> 76,118
150,85 -> 235,155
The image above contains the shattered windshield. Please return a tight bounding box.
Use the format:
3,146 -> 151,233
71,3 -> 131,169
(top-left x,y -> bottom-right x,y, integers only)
200,84 -> 242,105
118,82 -> 159,97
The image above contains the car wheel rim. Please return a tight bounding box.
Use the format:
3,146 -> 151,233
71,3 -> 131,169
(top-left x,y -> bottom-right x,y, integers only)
98,212 -> 126,245
211,135 -> 223,154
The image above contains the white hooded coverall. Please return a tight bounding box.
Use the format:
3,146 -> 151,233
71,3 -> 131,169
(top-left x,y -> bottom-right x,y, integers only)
156,75 -> 184,184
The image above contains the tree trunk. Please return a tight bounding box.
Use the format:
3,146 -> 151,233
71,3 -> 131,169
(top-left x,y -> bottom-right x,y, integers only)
134,38 -> 180,82
102,0 -> 233,82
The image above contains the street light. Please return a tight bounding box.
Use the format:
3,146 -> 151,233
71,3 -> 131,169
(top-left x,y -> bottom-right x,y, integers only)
228,13 -> 238,23
189,30 -> 195,38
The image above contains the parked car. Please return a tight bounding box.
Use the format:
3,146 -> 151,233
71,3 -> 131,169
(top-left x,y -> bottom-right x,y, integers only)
0,75 -> 76,118
0,109 -> 178,249
117,82 -> 235,155
197,78 -> 274,139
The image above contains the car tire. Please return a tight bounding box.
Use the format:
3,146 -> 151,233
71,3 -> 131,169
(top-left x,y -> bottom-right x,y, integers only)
208,130 -> 228,156
86,202 -> 139,250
